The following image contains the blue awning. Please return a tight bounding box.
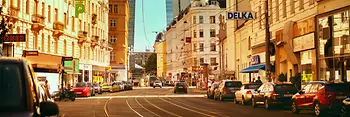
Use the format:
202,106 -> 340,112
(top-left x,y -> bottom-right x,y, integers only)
240,64 -> 265,73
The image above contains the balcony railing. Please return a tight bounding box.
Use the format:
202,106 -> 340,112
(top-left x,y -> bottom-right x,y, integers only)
53,21 -> 65,31
32,14 -> 45,24
91,35 -> 100,42
78,31 -> 88,38
9,5 -> 19,18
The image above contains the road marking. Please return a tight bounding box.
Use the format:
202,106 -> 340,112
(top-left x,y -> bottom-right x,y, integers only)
61,114 -> 65,117
104,97 -> 112,117
166,97 -> 230,117
126,98 -> 144,117
159,97 -> 214,117
76,94 -> 206,99
135,97 -> 162,117
144,97 -> 182,117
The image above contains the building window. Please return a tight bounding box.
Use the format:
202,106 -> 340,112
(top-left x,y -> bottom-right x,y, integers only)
290,0 -> 295,14
193,30 -> 197,38
34,2 -> 38,14
282,0 -> 286,18
110,36 -> 116,43
269,0 -> 273,24
41,33 -> 44,52
72,42 -> 75,57
110,20 -> 116,27
26,30 -> 29,49
42,2 -> 45,17
114,5 -> 118,13
54,39 -> 58,54
26,0 -> 29,14
48,35 -> 51,53
48,5 -> 51,22
72,16 -> 75,31
199,29 -> 204,37
210,57 -> 216,64
199,16 -> 204,24
111,52 -> 115,61
55,8 -> 58,22
194,58 -> 198,65
299,0 -> 304,10
309,0 -> 314,6
63,40 -> 67,56
199,43 -> 204,52
210,16 -> 215,24
258,6 -> 261,29
64,13 -> 67,26
34,35 -> 38,49
200,58 -> 204,64
275,0 -> 279,21
193,16 -> 197,24
210,43 -> 216,51
210,29 -> 216,37
79,20 -> 82,31
193,43 -> 197,52
248,37 -> 251,50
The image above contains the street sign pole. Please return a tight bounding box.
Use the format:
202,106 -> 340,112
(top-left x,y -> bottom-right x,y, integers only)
265,0 -> 271,82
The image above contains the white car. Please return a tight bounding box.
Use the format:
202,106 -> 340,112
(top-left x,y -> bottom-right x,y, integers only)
153,81 -> 162,88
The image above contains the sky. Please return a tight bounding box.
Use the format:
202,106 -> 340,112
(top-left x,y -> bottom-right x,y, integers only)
134,0 -> 167,52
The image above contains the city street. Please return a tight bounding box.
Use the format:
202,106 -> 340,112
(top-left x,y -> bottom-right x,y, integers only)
57,87 -> 316,117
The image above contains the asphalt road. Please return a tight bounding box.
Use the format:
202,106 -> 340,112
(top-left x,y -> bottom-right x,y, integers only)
57,87 -> 317,117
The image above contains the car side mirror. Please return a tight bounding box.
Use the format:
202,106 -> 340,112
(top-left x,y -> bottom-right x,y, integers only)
40,102 -> 59,116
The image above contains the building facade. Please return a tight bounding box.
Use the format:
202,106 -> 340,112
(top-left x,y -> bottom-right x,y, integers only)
154,33 -> 167,79
164,1 -> 225,82
2,0 -> 110,90
108,0 -> 129,81
166,0 -> 192,25
132,51 -> 154,67
128,0 -> 135,71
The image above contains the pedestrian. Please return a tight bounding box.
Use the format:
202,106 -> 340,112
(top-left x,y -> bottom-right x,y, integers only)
250,78 -> 256,83
255,76 -> 262,84
44,80 -> 51,97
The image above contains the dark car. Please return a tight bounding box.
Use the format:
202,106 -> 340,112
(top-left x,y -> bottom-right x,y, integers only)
342,97 -> 350,117
214,80 -> 242,101
0,57 -> 59,117
93,83 -> 102,94
252,82 -> 298,110
207,82 -> 219,99
174,82 -> 188,93
291,81 -> 350,116
125,82 -> 133,90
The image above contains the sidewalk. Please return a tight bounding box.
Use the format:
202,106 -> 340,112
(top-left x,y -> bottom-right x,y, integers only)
189,86 -> 207,94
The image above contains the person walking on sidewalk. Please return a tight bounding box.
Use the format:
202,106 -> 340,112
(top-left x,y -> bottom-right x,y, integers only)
44,80 -> 51,97
255,76 -> 262,84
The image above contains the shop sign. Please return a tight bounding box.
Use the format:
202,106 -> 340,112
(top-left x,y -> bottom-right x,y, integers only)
64,59 -> 79,73
79,64 -> 92,70
75,0 -> 85,17
37,76 -> 46,82
4,34 -> 26,42
62,57 -> 73,61
293,33 -> 315,52
293,17 -> 315,38
23,50 -> 39,57
228,11 -> 256,20
251,55 -> 260,65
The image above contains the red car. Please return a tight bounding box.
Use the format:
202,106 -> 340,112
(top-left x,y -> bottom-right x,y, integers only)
291,81 -> 350,116
72,82 -> 91,97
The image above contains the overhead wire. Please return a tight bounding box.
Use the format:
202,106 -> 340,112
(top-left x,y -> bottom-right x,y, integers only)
141,0 -> 151,48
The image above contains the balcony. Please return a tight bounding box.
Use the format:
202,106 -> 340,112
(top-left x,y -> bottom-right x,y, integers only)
31,14 -> 46,33
91,35 -> 100,42
91,41 -> 98,48
78,31 -> 88,46
52,21 -> 65,38
92,13 -> 97,25
8,5 -> 20,23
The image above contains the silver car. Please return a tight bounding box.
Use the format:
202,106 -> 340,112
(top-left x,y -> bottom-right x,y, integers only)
234,83 -> 262,105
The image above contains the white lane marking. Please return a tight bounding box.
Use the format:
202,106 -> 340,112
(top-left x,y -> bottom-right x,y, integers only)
135,97 -> 162,117
61,114 -> 65,117
126,98 -> 144,117
104,97 -> 112,117
159,97 -> 214,117
76,94 -> 206,99
143,97 -> 182,117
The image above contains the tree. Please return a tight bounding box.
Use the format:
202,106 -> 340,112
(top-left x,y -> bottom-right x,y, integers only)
145,53 -> 157,74
0,6 -> 10,56
290,73 -> 302,90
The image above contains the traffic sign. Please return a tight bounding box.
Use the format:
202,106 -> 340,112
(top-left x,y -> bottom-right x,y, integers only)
62,57 -> 73,61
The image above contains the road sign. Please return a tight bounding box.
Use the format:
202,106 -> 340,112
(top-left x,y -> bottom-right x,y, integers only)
24,50 -> 39,56
62,57 -> 73,61
4,34 -> 26,42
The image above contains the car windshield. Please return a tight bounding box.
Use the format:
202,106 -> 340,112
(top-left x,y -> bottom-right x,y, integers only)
274,84 -> 298,93
244,84 -> 261,89
76,82 -> 86,87
326,83 -> 350,92
0,62 -> 26,112
225,81 -> 242,87
103,84 -> 112,86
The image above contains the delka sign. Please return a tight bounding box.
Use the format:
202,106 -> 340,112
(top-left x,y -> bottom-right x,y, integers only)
227,11 -> 256,20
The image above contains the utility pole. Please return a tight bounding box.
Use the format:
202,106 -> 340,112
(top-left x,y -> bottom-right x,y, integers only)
265,0 -> 271,82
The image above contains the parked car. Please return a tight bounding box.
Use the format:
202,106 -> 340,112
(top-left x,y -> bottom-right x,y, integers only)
0,57 -> 59,117
207,82 -> 219,99
93,83 -> 102,94
102,83 -> 112,92
73,82 -> 92,97
291,81 -> 350,116
87,82 -> 96,96
110,82 -> 122,92
214,80 -> 242,101
166,81 -> 175,86
153,80 -> 163,88
342,97 -> 350,117
174,82 -> 188,93
114,81 -> 125,91
234,83 -> 262,105
252,82 -> 298,110
125,81 -> 133,90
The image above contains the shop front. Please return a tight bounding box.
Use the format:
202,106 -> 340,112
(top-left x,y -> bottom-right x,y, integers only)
63,58 -> 80,88
240,54 -> 267,83
92,65 -> 106,84
316,6 -> 350,82
79,64 -> 92,82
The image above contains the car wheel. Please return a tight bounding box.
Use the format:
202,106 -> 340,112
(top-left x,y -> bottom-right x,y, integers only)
292,101 -> 300,114
234,97 -> 239,104
220,93 -> 224,101
314,102 -> 326,116
241,97 -> 246,105
252,97 -> 257,108
265,98 -> 270,110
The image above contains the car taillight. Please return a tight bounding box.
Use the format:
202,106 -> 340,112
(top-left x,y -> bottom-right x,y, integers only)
270,92 -> 279,97
246,90 -> 252,94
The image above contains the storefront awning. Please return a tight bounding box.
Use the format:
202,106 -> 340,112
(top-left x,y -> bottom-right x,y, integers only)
240,64 -> 265,73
